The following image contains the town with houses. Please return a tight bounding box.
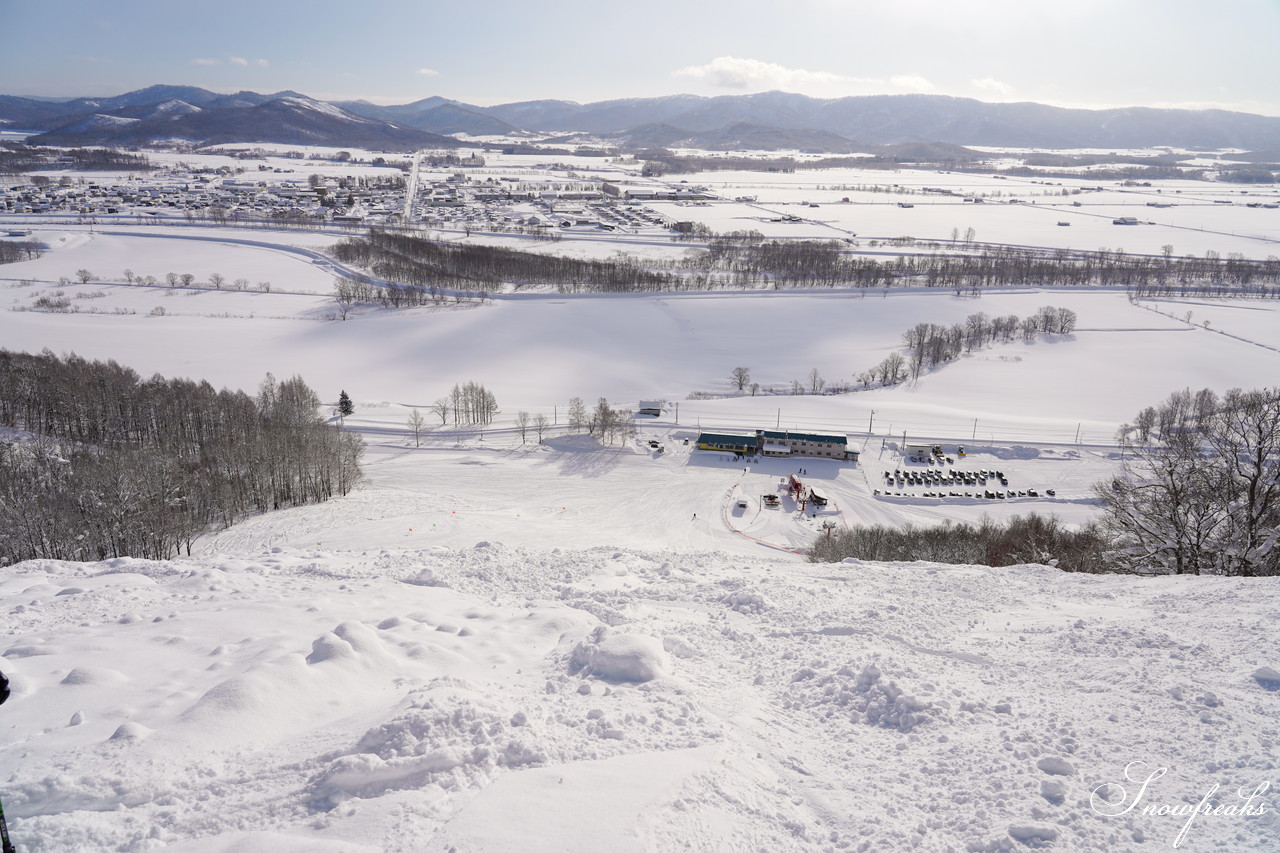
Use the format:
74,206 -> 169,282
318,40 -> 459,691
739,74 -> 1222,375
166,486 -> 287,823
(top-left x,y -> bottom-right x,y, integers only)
0,149 -> 712,236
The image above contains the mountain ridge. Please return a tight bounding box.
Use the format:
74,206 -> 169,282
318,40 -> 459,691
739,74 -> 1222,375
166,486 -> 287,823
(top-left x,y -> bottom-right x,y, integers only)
4,85 -> 1279,152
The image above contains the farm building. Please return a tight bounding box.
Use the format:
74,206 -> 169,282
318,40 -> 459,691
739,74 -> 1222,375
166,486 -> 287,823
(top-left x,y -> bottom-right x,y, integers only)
637,401 -> 663,417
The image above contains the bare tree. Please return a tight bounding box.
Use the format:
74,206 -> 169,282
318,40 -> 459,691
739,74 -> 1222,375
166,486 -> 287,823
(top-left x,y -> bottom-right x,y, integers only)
209,273 -> 225,290
567,396 -> 587,433
879,352 -> 907,384
590,397 -> 617,441
730,366 -> 751,391
808,367 -> 825,395
406,408 -> 426,447
430,398 -> 450,426
532,412 -> 551,443
1099,387 -> 1280,576
515,410 -> 531,444
75,269 -> 93,284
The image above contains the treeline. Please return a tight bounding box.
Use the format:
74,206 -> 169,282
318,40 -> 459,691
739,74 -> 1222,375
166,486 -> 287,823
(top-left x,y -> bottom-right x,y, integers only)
444,381 -> 498,426
810,513 -> 1109,572
0,239 -> 42,264
696,236 -> 1280,292
564,396 -> 636,444
634,147 -> 1211,181
0,143 -> 152,174
331,229 -> 677,293
0,351 -> 363,565
893,306 -> 1077,382
332,275 -> 486,310
330,228 -> 1280,297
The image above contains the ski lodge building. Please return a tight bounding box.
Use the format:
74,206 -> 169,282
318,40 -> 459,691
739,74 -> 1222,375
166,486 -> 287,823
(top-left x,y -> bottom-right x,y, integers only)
695,429 -> 858,461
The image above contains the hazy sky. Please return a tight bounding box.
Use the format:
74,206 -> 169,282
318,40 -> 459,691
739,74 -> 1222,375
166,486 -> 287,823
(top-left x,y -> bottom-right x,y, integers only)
4,0 -> 1278,115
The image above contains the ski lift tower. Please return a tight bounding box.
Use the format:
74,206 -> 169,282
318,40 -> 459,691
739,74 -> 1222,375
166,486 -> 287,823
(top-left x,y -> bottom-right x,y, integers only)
402,150 -> 425,224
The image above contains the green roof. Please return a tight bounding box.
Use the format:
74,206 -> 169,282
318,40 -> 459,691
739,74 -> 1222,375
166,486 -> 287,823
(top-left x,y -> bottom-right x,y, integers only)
697,432 -> 758,447
761,430 -> 847,446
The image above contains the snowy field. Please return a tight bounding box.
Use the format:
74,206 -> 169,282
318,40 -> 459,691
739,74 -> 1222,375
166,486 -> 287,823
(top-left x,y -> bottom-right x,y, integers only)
3,158 -> 1280,851
646,168 -> 1280,257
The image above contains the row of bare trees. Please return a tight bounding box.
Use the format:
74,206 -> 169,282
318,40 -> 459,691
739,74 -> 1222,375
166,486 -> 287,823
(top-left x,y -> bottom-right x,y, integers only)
332,275 -> 484,313
0,352 -> 363,565
688,234 -> 1280,293
811,513 -> 1109,571
856,307 -> 1078,387
331,229 -> 676,294
0,239 -> 42,264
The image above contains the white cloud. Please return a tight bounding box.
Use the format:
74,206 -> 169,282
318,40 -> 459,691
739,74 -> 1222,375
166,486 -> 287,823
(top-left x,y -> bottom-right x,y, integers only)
889,74 -> 937,93
672,56 -> 939,97
416,68 -> 440,77
673,56 -> 850,91
229,56 -> 249,67
191,57 -> 220,66
254,58 -> 269,68
972,77 -> 1015,98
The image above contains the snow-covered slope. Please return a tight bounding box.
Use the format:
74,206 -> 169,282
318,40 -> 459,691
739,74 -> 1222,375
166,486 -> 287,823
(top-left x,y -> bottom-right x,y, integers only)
3,541 -> 1276,851
3,217 -> 1279,851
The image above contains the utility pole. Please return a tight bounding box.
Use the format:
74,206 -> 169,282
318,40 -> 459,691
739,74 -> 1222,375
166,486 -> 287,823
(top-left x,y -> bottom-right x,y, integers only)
1075,423 -> 1081,444
674,402 -> 678,424
972,418 -> 978,440
868,409 -> 876,434
777,409 -> 781,429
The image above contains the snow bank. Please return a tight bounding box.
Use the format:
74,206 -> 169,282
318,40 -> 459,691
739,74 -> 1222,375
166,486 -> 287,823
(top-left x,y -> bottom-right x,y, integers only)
572,629 -> 671,683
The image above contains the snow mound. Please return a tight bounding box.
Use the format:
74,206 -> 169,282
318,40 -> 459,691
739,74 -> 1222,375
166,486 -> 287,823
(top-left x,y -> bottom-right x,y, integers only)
60,666 -> 128,686
305,620 -> 391,665
719,586 -> 772,614
1253,665 -> 1280,689
572,629 -> 671,683
1008,823 -> 1060,846
109,721 -> 153,741
1035,755 -> 1076,776
307,680 -> 544,809
784,662 -> 937,733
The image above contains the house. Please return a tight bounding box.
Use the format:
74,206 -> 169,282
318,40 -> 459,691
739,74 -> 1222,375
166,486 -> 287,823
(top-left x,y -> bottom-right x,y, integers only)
637,401 -> 663,417
1112,216 -> 1139,225
758,430 -> 857,461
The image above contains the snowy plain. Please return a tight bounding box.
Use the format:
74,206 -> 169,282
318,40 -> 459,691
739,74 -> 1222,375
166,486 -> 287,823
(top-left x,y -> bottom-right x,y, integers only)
2,152 -> 1279,851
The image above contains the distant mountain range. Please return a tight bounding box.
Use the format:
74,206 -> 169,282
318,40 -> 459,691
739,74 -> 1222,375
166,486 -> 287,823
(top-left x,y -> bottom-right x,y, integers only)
0,85 -> 463,151
3,84 -> 1280,153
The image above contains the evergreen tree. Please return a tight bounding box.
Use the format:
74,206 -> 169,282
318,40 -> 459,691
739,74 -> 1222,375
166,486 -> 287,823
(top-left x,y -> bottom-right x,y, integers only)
338,390 -> 354,417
